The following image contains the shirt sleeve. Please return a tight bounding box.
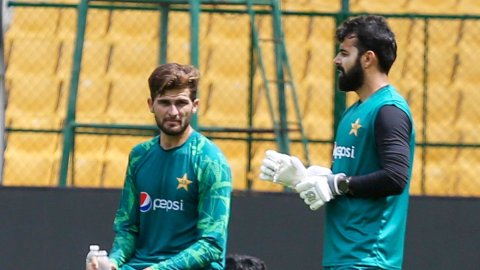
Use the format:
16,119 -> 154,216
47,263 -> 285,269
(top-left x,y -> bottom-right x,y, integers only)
348,105 -> 412,197
108,152 -> 140,268
151,156 -> 232,270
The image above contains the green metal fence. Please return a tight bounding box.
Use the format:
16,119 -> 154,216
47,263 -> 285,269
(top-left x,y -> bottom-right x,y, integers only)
2,0 -> 480,196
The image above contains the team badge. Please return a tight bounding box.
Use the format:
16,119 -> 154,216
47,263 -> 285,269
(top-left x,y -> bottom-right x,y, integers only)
349,118 -> 362,136
177,173 -> 193,191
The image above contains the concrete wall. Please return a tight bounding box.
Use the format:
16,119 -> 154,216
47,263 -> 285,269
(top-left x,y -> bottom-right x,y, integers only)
0,187 -> 479,270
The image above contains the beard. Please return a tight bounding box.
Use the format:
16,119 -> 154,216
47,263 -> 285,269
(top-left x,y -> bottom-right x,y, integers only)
156,116 -> 190,136
337,57 -> 364,92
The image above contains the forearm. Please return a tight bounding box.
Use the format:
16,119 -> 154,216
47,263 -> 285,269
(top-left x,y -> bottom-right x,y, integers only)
109,228 -> 137,267
109,157 -> 139,267
151,237 -> 223,270
348,170 -> 406,197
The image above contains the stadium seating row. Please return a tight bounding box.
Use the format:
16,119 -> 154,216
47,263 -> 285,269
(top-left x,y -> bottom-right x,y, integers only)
2,134 -> 287,191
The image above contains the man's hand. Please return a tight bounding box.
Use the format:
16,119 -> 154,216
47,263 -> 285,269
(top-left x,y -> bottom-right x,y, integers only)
295,166 -> 348,210
259,150 -> 308,188
295,175 -> 334,210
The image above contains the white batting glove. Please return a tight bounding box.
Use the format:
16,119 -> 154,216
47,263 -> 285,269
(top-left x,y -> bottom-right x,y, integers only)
294,165 -> 333,211
306,165 -> 333,177
259,150 -> 308,188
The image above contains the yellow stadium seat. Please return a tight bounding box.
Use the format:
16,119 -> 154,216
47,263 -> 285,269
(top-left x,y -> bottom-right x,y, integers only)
425,85 -> 461,143
297,75 -> 334,140
308,16 -> 336,47
6,75 -> 62,119
74,134 -> 108,156
105,135 -> 148,157
409,149 -> 424,196
106,76 -> 152,124
306,143 -> 333,168
228,156 -> 248,190
198,75 -> 249,128
6,7 -> 59,38
57,40 -> 112,80
102,155 -> 128,188
103,135 -> 150,187
284,15 -> 311,44
456,90 -> 480,144
283,0 -> 340,12
5,132 -> 61,155
456,0 -> 480,14
68,134 -> 108,187
405,0 -> 458,14
70,156 -> 105,187
455,150 -> 480,196
107,10 -> 160,42
6,38 -> 61,77
351,0 -> 408,13
455,24 -> 480,85
7,115 -> 64,130
423,147 -> 460,196
205,13 -> 249,40
75,77 -> 111,123
202,37 -> 249,79
3,152 -> 57,186
57,8 -> 110,41
389,18 -> 415,49
108,41 -> 159,79
215,140 -> 249,190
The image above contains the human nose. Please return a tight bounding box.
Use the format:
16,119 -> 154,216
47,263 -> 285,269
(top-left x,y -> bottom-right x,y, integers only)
167,104 -> 180,116
333,54 -> 341,66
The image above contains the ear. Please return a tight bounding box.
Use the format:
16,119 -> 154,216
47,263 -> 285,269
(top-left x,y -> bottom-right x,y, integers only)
362,50 -> 376,69
147,98 -> 154,113
192,98 -> 200,114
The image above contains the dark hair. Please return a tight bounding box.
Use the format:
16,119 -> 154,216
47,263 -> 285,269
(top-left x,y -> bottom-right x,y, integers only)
335,15 -> 397,74
225,254 -> 267,270
148,63 -> 199,100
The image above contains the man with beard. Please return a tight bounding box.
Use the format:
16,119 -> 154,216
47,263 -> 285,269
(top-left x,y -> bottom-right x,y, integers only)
259,15 -> 415,269
88,63 -> 232,270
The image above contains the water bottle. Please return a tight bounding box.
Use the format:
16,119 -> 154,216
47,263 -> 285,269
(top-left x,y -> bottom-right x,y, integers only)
86,245 -> 100,270
97,250 -> 111,270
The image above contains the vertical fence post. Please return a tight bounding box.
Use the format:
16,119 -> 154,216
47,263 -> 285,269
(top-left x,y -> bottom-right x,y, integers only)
189,0 -> 200,129
159,3 -> 169,65
59,0 -> 89,186
0,0 -> 6,183
272,0 -> 290,155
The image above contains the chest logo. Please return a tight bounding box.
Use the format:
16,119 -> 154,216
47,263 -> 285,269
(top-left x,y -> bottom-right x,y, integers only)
349,118 -> 362,136
177,173 -> 193,191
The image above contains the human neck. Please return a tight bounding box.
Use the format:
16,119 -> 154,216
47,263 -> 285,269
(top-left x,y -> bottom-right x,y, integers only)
356,72 -> 389,101
160,126 -> 193,150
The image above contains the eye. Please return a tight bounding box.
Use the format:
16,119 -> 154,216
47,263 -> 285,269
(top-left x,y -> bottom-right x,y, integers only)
175,100 -> 190,107
157,100 -> 170,106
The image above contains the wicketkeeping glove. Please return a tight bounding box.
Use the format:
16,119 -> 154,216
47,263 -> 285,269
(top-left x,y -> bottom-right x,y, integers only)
295,169 -> 348,210
295,166 -> 334,211
259,150 -> 308,188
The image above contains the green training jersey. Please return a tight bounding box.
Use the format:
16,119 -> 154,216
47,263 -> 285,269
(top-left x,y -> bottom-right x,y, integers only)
109,131 -> 232,270
324,85 -> 415,269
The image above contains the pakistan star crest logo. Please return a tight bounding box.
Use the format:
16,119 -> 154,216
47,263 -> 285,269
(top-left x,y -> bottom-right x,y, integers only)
177,173 -> 193,191
349,118 -> 362,136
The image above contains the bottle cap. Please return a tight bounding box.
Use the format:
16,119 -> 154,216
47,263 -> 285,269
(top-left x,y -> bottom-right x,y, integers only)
98,250 -> 108,256
89,245 -> 100,251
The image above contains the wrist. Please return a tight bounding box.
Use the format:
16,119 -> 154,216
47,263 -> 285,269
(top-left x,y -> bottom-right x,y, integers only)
327,173 -> 349,195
